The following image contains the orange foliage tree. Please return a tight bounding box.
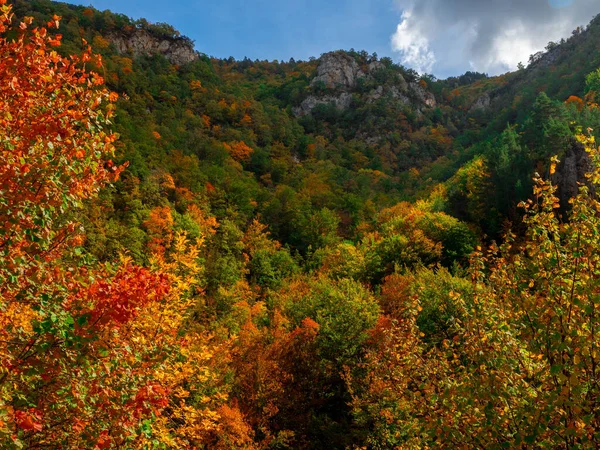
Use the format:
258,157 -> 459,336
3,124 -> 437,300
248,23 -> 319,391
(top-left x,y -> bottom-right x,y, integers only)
144,205 -> 174,255
224,140 -> 254,162
565,95 -> 585,111
0,4 -> 235,448
349,135 -> 600,448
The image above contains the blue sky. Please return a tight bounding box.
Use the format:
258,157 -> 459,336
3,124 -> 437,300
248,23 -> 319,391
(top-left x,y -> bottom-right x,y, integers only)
67,0 -> 598,78
69,0 -> 400,61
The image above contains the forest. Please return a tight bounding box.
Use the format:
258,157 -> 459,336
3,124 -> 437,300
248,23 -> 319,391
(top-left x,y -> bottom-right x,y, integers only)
2,0 -> 600,448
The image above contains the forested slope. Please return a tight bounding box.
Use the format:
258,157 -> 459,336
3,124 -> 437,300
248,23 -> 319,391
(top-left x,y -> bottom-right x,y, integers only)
2,0 -> 600,448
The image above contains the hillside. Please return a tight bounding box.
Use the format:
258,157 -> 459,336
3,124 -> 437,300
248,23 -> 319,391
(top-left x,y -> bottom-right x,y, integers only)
13,1 -> 600,241
3,0 -> 600,448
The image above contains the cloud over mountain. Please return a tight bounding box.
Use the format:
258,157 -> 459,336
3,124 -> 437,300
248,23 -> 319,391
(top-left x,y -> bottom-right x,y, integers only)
391,0 -> 598,76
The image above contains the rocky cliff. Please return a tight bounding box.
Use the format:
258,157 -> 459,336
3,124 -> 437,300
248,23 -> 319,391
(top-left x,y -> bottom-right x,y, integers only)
293,51 -> 435,116
551,140 -> 595,209
108,30 -> 199,66
310,51 -> 365,89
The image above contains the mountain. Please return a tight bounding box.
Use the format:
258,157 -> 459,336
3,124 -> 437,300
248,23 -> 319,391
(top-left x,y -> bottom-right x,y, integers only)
4,0 -> 600,448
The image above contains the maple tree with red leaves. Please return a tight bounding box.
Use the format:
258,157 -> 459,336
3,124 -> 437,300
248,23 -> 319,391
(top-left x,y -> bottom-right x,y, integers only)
0,3 -> 207,447
4,0 -> 600,447
0,5 -> 251,446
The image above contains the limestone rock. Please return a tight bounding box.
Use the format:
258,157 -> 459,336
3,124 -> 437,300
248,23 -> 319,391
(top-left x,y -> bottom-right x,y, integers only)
470,93 -> 491,112
409,82 -> 436,108
551,140 -> 595,208
366,86 -> 384,102
366,85 -> 410,105
389,86 -> 410,105
293,92 -> 353,116
311,52 -> 365,89
368,61 -> 385,73
108,30 -> 198,66
394,74 -> 409,93
295,51 -> 432,116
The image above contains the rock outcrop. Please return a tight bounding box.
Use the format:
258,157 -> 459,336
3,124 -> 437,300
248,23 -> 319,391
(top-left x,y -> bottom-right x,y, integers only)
310,52 -> 365,89
408,82 -> 436,108
469,93 -> 491,112
551,140 -> 595,209
365,85 -> 410,105
294,51 -> 433,116
293,92 -> 354,116
108,30 -> 198,66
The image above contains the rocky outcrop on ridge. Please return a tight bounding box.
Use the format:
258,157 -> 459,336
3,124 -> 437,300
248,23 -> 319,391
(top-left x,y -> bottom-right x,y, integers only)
552,140 -> 595,209
108,30 -> 198,66
294,51 -> 436,116
310,52 -> 365,90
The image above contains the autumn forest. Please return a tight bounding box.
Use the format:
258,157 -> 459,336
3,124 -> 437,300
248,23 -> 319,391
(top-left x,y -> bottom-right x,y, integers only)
3,0 -> 600,448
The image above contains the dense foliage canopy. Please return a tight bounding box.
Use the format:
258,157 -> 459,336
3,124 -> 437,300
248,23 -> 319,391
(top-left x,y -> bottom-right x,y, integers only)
3,0 -> 600,448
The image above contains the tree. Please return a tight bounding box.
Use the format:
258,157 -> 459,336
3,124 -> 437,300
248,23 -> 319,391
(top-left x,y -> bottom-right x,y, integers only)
523,92 -> 572,160
585,68 -> 600,102
349,133 -> 600,448
0,6 -> 229,447
231,276 -> 380,447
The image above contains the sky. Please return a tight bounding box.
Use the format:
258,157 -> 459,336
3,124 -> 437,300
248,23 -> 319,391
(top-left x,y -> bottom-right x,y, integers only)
67,0 -> 599,78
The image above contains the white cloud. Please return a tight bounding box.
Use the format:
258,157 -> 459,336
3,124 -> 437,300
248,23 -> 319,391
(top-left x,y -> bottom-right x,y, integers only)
474,16 -> 579,74
390,0 -> 600,77
391,10 -> 436,74
479,21 -> 539,73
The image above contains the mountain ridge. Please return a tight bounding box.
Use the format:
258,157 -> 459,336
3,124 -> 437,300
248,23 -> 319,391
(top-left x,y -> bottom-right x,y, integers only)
13,0 -> 600,241
5,1 -> 600,448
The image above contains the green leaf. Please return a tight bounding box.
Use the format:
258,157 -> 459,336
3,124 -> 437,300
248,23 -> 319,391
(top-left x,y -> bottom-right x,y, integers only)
77,314 -> 89,327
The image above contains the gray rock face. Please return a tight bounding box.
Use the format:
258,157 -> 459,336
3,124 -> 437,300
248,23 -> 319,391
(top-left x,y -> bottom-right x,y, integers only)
551,140 -> 595,208
295,51 -> 420,116
108,30 -> 198,66
293,92 -> 353,116
311,52 -> 365,89
368,61 -> 385,73
366,85 -> 410,105
366,85 -> 384,102
529,46 -> 563,70
395,74 -> 409,93
470,93 -> 491,112
409,82 -> 436,108
295,51 -> 435,116
389,86 -> 410,105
